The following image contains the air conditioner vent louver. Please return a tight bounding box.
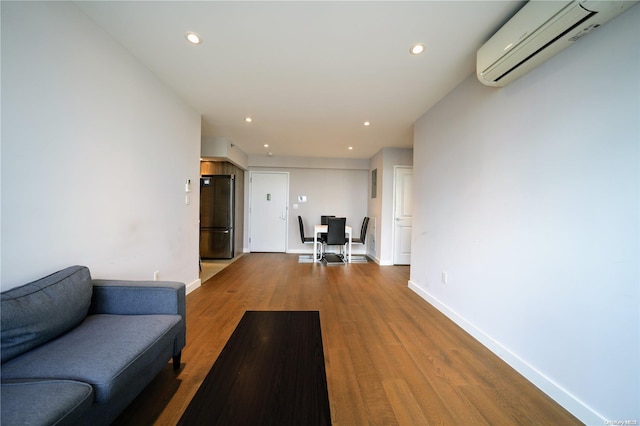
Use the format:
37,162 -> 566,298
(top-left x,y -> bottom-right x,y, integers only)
493,9 -> 596,83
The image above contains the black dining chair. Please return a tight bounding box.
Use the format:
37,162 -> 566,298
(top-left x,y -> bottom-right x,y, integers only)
320,215 -> 335,225
298,216 -> 314,245
324,217 -> 347,263
319,215 -> 335,246
352,217 -> 370,245
298,215 -> 321,259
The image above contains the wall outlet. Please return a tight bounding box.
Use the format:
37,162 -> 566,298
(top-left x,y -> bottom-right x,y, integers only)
154,271 -> 159,281
441,271 -> 448,284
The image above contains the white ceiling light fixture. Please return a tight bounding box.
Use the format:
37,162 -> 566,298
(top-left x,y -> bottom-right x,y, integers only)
363,121 -> 371,126
185,32 -> 202,45
409,43 -> 425,55
348,146 -> 353,150
264,144 -> 269,148
244,117 -> 253,123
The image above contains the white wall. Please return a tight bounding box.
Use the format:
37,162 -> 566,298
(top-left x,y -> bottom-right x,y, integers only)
201,136 -> 249,170
410,6 -> 639,424
1,2 -> 201,290
247,160 -> 369,254
369,148 -> 413,264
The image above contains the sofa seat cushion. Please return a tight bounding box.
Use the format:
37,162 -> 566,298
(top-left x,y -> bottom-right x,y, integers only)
1,266 -> 93,363
1,314 -> 181,404
1,379 -> 93,426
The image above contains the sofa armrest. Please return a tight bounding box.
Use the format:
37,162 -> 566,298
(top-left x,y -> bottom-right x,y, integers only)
90,280 -> 186,364
89,280 -> 185,319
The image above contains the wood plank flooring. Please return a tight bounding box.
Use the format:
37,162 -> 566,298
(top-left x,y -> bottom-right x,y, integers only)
114,253 -> 582,425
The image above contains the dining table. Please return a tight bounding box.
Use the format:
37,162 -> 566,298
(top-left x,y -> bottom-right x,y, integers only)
313,224 -> 352,263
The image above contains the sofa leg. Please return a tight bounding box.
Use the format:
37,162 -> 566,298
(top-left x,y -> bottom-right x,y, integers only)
173,352 -> 182,370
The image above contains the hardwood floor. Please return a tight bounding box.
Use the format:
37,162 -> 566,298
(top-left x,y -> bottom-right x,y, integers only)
114,253 -> 582,425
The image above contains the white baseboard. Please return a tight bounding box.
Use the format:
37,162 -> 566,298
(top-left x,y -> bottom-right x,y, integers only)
407,280 -> 604,425
186,278 -> 201,295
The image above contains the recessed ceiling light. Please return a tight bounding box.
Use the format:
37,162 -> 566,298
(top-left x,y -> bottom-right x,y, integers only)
348,146 -> 353,150
363,121 -> 371,126
264,144 -> 269,148
244,117 -> 253,123
410,43 -> 425,55
185,32 -> 202,45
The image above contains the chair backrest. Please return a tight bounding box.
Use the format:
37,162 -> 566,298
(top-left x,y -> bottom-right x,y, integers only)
298,215 -> 306,243
360,217 -> 370,243
320,215 -> 335,225
326,217 -> 347,245
320,215 -> 335,241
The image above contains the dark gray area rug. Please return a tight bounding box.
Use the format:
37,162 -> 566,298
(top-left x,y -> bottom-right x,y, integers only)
178,311 -> 331,425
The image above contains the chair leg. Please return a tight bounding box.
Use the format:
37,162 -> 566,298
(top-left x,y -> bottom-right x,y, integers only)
316,234 -> 325,260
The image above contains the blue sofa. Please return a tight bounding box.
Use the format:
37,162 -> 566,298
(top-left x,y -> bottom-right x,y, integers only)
1,266 -> 186,425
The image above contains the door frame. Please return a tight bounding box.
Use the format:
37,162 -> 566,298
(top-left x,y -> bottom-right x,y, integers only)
248,171 -> 289,252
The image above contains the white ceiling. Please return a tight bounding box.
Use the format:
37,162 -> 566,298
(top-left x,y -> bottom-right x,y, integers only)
76,1 -> 524,160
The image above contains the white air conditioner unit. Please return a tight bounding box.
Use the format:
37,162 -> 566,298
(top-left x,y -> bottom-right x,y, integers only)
477,0 -> 638,87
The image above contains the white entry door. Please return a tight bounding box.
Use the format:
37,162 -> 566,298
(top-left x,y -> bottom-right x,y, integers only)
393,167 -> 413,265
249,171 -> 288,252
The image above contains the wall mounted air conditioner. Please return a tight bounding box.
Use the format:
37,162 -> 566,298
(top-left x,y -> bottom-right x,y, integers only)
477,0 -> 638,87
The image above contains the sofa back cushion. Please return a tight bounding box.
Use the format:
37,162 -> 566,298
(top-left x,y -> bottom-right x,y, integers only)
1,266 -> 93,363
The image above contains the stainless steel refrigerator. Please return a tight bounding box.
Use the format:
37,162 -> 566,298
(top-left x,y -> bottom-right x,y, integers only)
200,175 -> 235,259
